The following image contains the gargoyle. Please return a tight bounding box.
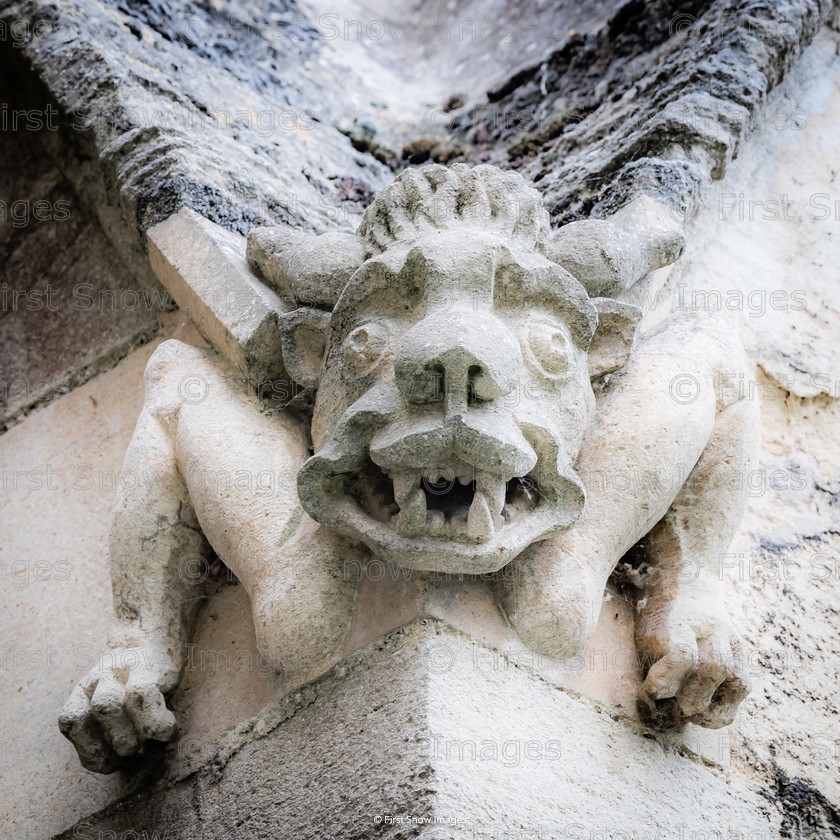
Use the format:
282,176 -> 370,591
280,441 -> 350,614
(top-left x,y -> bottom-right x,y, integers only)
59,164 -> 757,772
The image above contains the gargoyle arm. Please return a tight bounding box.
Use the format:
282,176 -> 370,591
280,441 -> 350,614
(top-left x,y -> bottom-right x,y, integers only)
58,351 -> 210,773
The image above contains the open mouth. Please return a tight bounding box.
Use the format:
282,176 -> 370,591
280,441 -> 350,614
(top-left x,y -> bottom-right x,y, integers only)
298,434 -> 585,573
343,458 -> 541,544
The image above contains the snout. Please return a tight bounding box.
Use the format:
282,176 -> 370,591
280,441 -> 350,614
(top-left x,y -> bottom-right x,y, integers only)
368,408 -> 536,480
296,303 -> 587,572
394,309 -> 523,413
366,404 -> 539,543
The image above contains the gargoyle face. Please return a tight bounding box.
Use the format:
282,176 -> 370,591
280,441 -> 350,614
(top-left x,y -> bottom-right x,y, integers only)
294,230 -> 605,574
249,163 -> 670,574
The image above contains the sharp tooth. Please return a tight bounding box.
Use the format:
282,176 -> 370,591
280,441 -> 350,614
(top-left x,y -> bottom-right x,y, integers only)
426,510 -> 445,536
393,472 -> 419,506
456,464 -> 474,485
467,491 -> 494,541
494,514 -> 505,529
395,488 -> 426,536
448,506 -> 470,536
477,474 -> 505,516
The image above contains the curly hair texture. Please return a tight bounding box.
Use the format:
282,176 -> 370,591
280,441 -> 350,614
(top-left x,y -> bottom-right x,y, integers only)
358,163 -> 552,254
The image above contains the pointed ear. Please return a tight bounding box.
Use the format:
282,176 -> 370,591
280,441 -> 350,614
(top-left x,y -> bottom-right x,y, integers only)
544,197 -> 684,298
278,309 -> 332,389
588,298 -> 642,380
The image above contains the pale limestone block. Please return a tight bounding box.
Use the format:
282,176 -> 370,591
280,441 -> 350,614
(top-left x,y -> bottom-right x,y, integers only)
147,207 -> 288,385
59,624 -> 776,839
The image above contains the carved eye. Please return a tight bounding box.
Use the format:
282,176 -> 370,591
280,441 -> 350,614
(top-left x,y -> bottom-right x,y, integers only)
527,321 -> 570,377
342,323 -> 388,378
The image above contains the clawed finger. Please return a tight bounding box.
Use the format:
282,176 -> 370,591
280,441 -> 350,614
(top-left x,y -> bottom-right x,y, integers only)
125,671 -> 177,742
58,682 -> 120,774
690,635 -> 751,728
676,636 -> 734,718
641,632 -> 698,701
59,665 -> 178,772
90,677 -> 142,757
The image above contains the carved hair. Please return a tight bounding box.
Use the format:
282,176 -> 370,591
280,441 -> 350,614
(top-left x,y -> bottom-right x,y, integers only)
358,163 -> 551,254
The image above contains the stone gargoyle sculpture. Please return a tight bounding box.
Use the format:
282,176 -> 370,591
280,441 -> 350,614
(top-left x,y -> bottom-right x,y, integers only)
59,164 -> 757,772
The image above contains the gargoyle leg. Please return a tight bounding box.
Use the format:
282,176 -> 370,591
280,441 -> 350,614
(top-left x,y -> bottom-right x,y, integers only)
498,312 -> 757,706
60,339 -> 360,770
634,394 -> 758,727
171,342 -> 359,678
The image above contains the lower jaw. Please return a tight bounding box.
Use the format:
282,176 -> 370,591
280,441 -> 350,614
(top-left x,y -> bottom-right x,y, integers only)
334,503 -> 564,575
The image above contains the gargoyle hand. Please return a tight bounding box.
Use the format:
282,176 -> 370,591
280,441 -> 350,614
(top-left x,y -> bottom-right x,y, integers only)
59,634 -> 181,773
635,571 -> 751,729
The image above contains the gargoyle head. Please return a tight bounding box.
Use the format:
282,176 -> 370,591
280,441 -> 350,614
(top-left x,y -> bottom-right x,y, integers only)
247,164 -> 682,574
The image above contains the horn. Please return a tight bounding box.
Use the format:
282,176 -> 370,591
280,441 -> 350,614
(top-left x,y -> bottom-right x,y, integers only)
543,195 -> 685,298
247,227 -> 367,309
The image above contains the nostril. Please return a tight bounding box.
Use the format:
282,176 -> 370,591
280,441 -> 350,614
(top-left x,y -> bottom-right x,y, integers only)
429,364 -> 445,404
467,365 -> 484,405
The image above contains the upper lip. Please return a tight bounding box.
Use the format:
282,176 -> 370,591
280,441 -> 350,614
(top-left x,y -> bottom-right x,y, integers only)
369,408 -> 538,480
